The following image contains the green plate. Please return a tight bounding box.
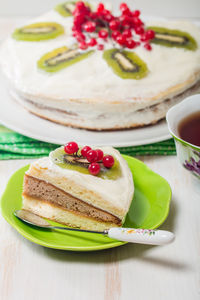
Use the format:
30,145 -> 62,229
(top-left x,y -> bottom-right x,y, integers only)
0,156 -> 171,251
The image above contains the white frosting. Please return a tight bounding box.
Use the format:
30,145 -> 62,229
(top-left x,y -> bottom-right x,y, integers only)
0,11 -> 200,103
27,147 -> 134,218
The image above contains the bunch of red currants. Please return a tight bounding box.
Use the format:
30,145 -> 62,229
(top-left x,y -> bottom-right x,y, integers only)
72,2 -> 155,51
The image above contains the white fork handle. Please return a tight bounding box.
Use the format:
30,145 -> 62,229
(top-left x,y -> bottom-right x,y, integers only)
108,228 -> 175,245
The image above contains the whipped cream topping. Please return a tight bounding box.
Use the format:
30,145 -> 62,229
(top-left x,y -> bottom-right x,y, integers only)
26,147 -> 134,219
0,10 -> 200,102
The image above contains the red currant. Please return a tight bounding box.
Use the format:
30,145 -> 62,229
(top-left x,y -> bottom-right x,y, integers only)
140,33 -> 149,42
64,142 -> 79,154
144,43 -> 152,51
133,17 -> 142,26
145,29 -> 155,40
98,29 -> 108,39
79,41 -> 88,50
119,15 -> 132,27
97,44 -> 104,50
111,30 -> 121,39
132,10 -> 140,18
87,38 -> 97,47
125,39 -> 136,49
116,34 -> 126,46
95,149 -> 104,161
103,155 -> 114,168
81,146 -> 91,157
75,1 -> 86,11
83,21 -> 96,33
135,26 -> 144,35
76,32 -> 86,42
109,20 -> 120,30
122,29 -> 132,38
88,163 -> 100,175
97,3 -> 104,13
86,150 -> 98,163
120,3 -> 128,12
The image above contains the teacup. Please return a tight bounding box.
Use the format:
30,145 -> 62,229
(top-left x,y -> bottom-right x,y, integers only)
166,94 -> 200,180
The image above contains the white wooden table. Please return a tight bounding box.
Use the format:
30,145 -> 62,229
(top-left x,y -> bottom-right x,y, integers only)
0,17 -> 200,300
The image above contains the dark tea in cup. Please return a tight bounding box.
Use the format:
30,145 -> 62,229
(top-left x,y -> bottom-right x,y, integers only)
178,111 -> 200,147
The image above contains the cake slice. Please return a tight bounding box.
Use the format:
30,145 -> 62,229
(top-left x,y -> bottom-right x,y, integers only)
22,143 -> 134,230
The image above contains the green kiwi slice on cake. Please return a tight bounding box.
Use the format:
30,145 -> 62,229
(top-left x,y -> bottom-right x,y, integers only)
50,147 -> 122,180
103,49 -> 148,79
37,45 -> 94,72
12,22 -> 65,41
148,26 -> 197,51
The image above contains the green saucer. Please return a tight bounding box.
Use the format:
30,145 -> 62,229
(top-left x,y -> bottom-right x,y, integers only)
0,155 -> 171,251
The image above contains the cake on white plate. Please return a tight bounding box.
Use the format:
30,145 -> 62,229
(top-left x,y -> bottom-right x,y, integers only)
22,142 -> 134,230
0,1 -> 200,130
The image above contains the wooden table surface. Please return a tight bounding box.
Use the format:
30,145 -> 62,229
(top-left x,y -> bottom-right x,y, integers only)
0,17 -> 200,300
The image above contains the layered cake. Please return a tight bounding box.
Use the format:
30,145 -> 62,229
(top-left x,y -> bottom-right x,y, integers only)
22,142 -> 134,230
0,1 -> 200,130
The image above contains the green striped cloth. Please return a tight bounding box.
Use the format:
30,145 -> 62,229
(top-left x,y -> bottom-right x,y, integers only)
0,125 -> 176,160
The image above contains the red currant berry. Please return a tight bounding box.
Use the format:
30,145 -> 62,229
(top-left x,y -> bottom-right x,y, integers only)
79,41 -> 88,50
98,29 -> 108,39
116,34 -> 126,46
95,149 -> 104,161
140,33 -> 149,42
111,30 -> 121,39
105,14 -> 114,22
74,15 -> 85,25
125,39 -> 136,49
109,20 -> 120,30
76,32 -> 86,42
144,43 -> 152,51
75,1 -> 86,11
133,17 -> 142,26
97,44 -> 104,50
89,12 -> 98,19
81,146 -> 92,157
135,26 -> 144,35
120,3 -> 128,12
97,3 -> 105,13
122,29 -> 132,38
86,150 -> 98,163
83,21 -> 96,33
88,163 -> 100,175
132,10 -> 140,18
64,142 -> 79,154
119,15 -> 132,27
145,29 -> 155,40
87,38 -> 97,47
103,155 -> 114,168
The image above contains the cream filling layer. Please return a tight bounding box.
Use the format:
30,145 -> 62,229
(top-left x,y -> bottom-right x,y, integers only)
25,147 -> 134,219
0,11 -> 200,102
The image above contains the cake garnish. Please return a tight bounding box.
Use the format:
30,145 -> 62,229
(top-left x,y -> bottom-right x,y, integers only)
103,49 -> 148,79
37,45 -> 94,72
72,2 -> 155,51
63,141 -> 115,175
50,142 -> 119,178
147,26 -> 197,51
12,22 -> 65,41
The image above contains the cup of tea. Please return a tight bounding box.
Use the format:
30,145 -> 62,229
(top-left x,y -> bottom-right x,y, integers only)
166,94 -> 200,180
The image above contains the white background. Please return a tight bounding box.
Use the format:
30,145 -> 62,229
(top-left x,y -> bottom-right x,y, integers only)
0,0 -> 200,18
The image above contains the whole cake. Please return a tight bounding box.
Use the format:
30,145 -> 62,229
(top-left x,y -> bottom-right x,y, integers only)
22,142 -> 134,230
0,1 -> 200,130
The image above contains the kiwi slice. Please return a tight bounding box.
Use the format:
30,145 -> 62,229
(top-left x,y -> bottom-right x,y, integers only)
12,22 -> 64,41
103,49 -> 148,79
37,45 -> 94,72
55,1 -> 90,17
50,147 -> 122,180
148,26 -> 197,51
